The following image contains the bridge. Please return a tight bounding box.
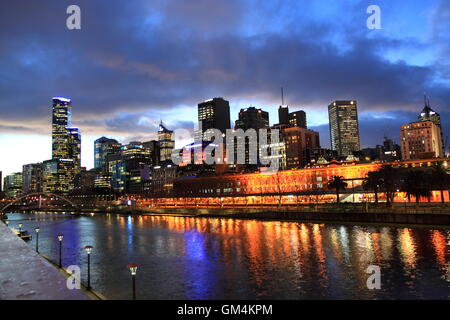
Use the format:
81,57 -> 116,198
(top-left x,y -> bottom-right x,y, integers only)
0,192 -> 79,216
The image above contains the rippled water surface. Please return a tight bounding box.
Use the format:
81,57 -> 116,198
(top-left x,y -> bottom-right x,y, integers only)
6,212 -> 449,299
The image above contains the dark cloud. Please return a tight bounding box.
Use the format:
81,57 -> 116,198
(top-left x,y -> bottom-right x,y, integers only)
0,0 -> 449,148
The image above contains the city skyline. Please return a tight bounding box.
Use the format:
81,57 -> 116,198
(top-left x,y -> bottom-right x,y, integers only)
1,0 -> 449,177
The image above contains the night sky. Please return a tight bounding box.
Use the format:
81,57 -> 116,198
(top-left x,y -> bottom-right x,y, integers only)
0,0 -> 449,177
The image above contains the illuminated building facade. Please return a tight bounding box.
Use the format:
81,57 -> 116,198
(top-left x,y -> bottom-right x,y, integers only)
167,158 -> 448,205
283,126 -> 320,169
151,163 -> 178,196
67,127 -> 81,173
328,100 -> 360,157
400,121 -> 444,160
3,172 -> 23,199
277,105 -> 307,129
158,123 -> 175,162
288,111 -> 307,129
52,97 -> 72,160
22,163 -> 43,193
94,137 -> 121,169
418,102 -> 445,156
42,159 -> 75,194
109,142 -> 152,194
51,97 -> 81,183
94,172 -> 112,191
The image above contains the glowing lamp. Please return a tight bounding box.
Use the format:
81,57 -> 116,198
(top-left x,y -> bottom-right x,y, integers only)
127,264 -> 138,276
84,245 -> 93,255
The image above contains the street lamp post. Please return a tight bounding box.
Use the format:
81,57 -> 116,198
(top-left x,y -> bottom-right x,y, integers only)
127,264 -> 138,300
84,246 -> 93,289
57,234 -> 64,268
35,227 -> 40,253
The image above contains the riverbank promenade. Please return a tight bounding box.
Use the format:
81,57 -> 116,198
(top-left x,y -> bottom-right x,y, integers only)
0,222 -> 90,300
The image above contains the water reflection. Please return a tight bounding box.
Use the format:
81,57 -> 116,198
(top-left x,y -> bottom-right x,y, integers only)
6,212 -> 450,300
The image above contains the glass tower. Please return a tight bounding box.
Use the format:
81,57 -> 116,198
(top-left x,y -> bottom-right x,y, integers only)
158,123 -> 175,162
52,97 -> 72,160
94,137 -> 121,169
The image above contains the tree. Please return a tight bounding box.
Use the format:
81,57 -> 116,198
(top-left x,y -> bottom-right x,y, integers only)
430,162 -> 450,203
363,171 -> 382,203
377,165 -> 401,206
328,176 -> 348,204
403,170 -> 431,204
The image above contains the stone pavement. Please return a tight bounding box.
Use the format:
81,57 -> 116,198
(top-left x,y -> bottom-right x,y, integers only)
0,222 -> 91,300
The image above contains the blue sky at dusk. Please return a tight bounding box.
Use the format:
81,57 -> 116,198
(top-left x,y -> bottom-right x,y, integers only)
0,0 -> 449,178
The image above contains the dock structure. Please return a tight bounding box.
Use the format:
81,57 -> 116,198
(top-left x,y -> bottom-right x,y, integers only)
0,222 -> 91,300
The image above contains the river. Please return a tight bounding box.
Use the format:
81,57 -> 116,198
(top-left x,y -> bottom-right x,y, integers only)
5,212 -> 449,299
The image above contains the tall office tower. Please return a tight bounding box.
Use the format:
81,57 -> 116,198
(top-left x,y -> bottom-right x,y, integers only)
94,137 -> 121,169
234,107 -> 269,168
278,105 -> 290,125
67,127 -> 81,173
52,97 -> 72,159
0,171 -> 2,193
143,140 -> 160,166
400,121 -> 444,160
22,163 -> 43,193
328,100 -> 361,157
418,99 -> 445,156
198,97 -> 231,139
158,122 -> 175,162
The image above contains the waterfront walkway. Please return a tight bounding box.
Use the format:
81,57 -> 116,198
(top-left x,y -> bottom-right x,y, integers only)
0,222 -> 90,300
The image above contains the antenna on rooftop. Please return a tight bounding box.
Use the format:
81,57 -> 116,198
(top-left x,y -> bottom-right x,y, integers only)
281,87 -> 285,105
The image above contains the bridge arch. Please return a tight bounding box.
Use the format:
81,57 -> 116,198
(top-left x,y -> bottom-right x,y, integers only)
0,192 -> 78,213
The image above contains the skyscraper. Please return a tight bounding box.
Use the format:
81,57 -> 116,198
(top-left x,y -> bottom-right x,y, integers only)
67,127 -> 81,173
198,97 -> 231,138
328,100 -> 361,157
52,97 -> 72,160
234,107 -> 269,167
158,122 -> 175,162
94,137 -> 121,169
50,97 -> 81,192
